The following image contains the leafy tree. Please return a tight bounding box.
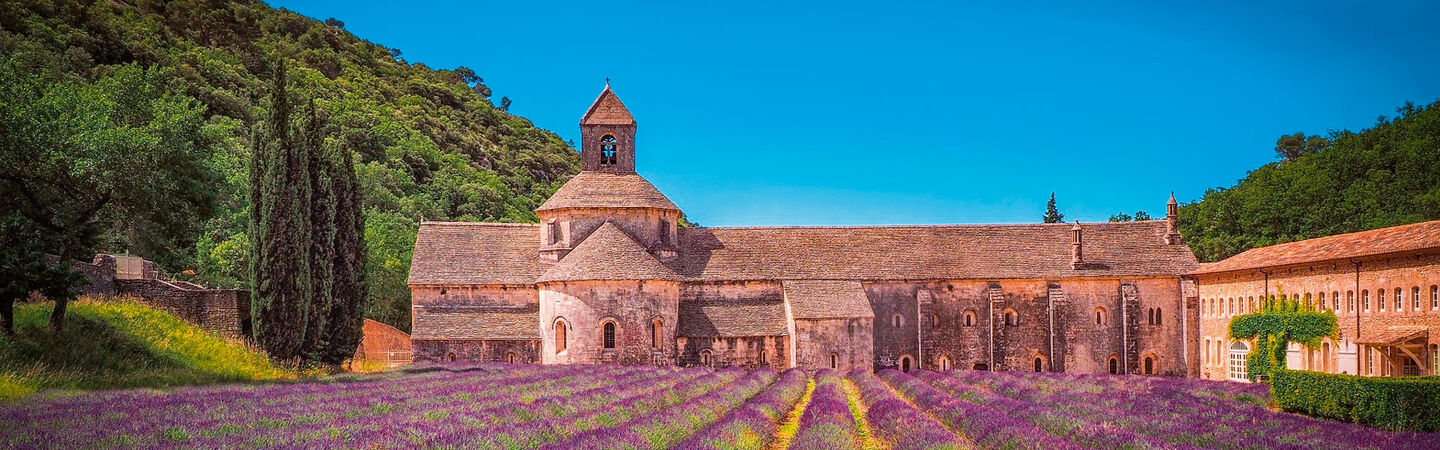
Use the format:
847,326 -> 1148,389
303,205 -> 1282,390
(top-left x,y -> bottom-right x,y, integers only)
0,61 -> 219,330
1042,192 -> 1064,223
0,215 -> 82,336
500,96 -> 512,112
1108,210 -> 1152,222
1180,101 -> 1440,262
323,18 -> 344,29
1274,132 -> 1329,161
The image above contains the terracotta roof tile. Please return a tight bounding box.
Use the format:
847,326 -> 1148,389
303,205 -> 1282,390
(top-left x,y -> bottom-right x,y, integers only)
1191,220 -> 1440,275
408,222 -> 544,285
677,300 -> 788,337
536,172 -> 679,212
673,221 -> 1198,281
411,305 -> 539,340
1355,326 -> 1427,346
537,222 -> 683,282
580,87 -> 635,126
783,280 -> 874,319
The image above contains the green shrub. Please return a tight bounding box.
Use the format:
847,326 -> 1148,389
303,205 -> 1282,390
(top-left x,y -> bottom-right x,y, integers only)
1271,369 -> 1440,431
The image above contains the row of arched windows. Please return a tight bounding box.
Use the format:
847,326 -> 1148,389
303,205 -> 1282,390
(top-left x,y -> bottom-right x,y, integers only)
1205,285 -> 1440,317
553,317 -> 665,354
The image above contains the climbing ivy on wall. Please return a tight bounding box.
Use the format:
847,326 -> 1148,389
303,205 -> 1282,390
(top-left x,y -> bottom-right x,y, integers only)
1228,296 -> 1339,381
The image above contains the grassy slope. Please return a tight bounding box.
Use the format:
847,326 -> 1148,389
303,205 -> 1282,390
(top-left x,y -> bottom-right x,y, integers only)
0,297 -> 286,400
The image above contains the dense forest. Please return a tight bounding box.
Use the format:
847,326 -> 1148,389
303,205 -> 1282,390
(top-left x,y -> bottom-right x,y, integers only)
1178,101 -> 1440,262
0,0 -> 579,331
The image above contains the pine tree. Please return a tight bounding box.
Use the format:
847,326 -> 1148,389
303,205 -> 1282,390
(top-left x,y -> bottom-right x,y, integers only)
1042,192 -> 1065,223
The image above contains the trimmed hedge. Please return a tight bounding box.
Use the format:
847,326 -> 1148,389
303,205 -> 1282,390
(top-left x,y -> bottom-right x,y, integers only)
1270,369 -> 1440,432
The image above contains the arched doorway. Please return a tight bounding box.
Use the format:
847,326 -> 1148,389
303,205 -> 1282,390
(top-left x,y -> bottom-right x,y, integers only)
937,355 -> 952,372
1033,357 -> 1045,372
1107,355 -> 1120,374
1228,341 -> 1251,381
1143,356 -> 1155,375
898,355 -> 913,372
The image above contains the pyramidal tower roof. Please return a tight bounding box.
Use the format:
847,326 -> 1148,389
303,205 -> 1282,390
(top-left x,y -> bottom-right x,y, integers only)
537,222 -> 681,283
580,84 -> 635,126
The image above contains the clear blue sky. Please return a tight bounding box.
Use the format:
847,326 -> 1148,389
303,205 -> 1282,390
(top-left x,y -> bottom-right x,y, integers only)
270,0 -> 1439,226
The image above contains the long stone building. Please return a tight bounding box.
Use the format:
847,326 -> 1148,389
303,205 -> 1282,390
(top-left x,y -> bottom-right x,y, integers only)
1193,220 -> 1440,380
408,85 -> 1202,374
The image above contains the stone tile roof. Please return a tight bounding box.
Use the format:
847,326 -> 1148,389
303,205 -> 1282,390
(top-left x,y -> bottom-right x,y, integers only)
1354,326 -> 1428,346
1191,220 -> 1440,275
783,280 -> 874,319
580,87 -> 635,125
408,222 -> 545,286
410,306 -> 539,340
677,300 -> 789,337
409,220 -> 1198,286
537,222 -> 683,283
536,172 -> 679,212
673,221 -> 1198,281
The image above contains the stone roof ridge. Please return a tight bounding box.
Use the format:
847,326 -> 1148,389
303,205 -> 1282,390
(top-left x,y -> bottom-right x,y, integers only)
537,221 -> 682,282
695,221 -> 1167,231
536,172 -> 679,212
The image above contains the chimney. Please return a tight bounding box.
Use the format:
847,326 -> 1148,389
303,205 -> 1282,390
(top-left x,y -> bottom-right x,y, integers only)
1071,220 -> 1084,269
1164,192 -> 1183,245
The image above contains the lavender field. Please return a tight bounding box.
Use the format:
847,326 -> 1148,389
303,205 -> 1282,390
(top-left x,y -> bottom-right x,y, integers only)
2,363 -> 1437,449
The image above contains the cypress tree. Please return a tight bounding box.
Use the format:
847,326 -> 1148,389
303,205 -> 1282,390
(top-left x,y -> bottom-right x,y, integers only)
251,60 -> 313,363
302,98 -> 334,364
320,143 -> 368,365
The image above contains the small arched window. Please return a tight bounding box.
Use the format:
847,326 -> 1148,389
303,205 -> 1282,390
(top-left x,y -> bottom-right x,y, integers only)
700,349 -> 712,366
1347,291 -> 1355,312
1394,288 -> 1402,311
1318,292 -> 1326,310
1432,286 -> 1439,310
1144,357 -> 1155,375
1154,307 -> 1162,326
651,318 -> 662,349
1322,342 -> 1332,372
1378,289 -> 1385,311
892,313 -> 904,328
1147,308 -> 1155,325
1413,287 -> 1422,310
506,351 -> 516,364
962,310 -> 976,327
599,135 -> 618,165
1094,307 -> 1107,326
1108,355 -> 1120,374
1332,292 -> 1339,311
1033,357 -> 1045,372
1363,290 -> 1370,312
830,353 -> 839,370
1004,308 -> 1018,326
446,352 -> 457,362
555,319 -> 568,354
937,355 -> 952,371
759,349 -> 767,365
602,321 -> 617,349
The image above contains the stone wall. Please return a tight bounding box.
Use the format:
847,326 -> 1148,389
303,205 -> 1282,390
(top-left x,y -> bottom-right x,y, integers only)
1195,252 -> 1440,380
539,279 -> 680,365
676,335 -> 787,369
114,278 -> 251,339
355,318 -> 412,366
413,339 -> 539,363
793,317 -> 873,372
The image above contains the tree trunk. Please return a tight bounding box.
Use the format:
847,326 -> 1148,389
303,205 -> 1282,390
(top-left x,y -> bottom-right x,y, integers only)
2,296 -> 14,336
49,296 -> 67,332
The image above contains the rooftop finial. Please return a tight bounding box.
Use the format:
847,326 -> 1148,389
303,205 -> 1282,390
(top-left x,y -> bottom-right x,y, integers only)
605,77 -> 610,88
1168,191 -> 1177,205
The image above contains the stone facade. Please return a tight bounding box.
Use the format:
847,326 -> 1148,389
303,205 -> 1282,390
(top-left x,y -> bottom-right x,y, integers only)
1193,221 -> 1440,380
73,254 -> 252,339
408,85 -> 1202,375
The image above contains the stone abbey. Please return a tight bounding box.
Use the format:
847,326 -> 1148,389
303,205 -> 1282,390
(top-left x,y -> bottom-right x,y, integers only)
407,85 -> 1205,375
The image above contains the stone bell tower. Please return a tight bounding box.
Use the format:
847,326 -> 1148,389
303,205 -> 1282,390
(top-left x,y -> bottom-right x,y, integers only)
579,82 -> 637,174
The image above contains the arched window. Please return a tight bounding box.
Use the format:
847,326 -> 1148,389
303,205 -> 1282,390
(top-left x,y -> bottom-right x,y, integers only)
759,349 -> 768,365
1332,292 -> 1339,311
506,351 -> 517,364
929,314 -> 939,328
651,318 -> 662,349
1147,308 -> 1155,325
1094,307 -> 1107,326
1033,357 -> 1045,372
1432,344 -> 1439,375
1378,289 -> 1386,311
658,218 -> 670,245
446,352 -> 456,362
1249,296 -> 1256,313
937,355 -> 952,371
1004,308 -> 1018,326
830,353 -> 839,370
555,319 -> 568,354
1318,292 -> 1326,311
1432,286 -> 1439,310
1155,307 -> 1162,325
1363,290 -> 1371,312
962,310 -> 976,327
1228,341 -> 1250,381
602,321 -> 617,349
599,135 -> 618,165
892,313 -> 904,328
1347,291 -> 1355,312
1204,338 -> 1210,364
1413,287 -> 1422,310
1395,288 -> 1403,311
700,349 -> 712,366
1108,355 -> 1120,374
898,355 -> 913,372
1143,356 -> 1155,375
1322,342 -> 1332,372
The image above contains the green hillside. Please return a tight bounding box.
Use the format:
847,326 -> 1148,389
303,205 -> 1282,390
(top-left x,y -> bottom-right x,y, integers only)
1179,101 -> 1440,262
0,0 -> 581,330
0,298 -> 287,400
